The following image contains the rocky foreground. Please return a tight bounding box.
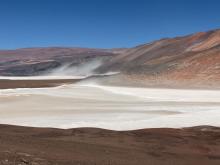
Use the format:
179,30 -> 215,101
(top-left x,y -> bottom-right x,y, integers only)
0,125 -> 220,165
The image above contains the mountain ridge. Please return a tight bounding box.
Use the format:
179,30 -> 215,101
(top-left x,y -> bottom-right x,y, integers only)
0,29 -> 219,87
96,29 -> 220,88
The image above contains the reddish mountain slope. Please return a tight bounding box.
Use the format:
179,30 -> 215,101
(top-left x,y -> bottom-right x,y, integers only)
98,29 -> 220,87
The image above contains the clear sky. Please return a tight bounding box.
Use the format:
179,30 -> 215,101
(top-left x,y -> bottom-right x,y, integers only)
0,0 -> 220,49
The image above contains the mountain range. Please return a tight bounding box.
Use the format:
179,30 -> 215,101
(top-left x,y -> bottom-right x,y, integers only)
0,29 -> 219,88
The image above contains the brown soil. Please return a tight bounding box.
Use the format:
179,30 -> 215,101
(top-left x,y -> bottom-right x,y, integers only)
0,125 -> 220,165
0,79 -> 80,89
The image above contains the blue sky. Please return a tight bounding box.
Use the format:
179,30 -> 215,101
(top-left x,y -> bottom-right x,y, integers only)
0,0 -> 220,49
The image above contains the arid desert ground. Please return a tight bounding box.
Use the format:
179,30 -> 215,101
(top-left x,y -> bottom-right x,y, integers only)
0,28 -> 220,165
0,78 -> 220,130
0,77 -> 220,165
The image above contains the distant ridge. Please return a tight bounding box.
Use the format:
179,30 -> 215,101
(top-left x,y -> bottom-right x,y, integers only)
0,29 -> 219,88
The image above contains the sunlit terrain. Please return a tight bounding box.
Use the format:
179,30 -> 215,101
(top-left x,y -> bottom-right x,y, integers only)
1,80 -> 220,130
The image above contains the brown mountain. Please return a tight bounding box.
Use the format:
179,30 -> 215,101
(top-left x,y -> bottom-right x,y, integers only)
0,47 -> 115,76
0,29 -> 219,88
97,29 -> 220,88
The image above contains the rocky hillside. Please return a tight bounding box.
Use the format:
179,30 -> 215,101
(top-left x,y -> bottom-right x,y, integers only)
0,47 -> 115,76
0,29 -> 219,87
97,29 -> 220,87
